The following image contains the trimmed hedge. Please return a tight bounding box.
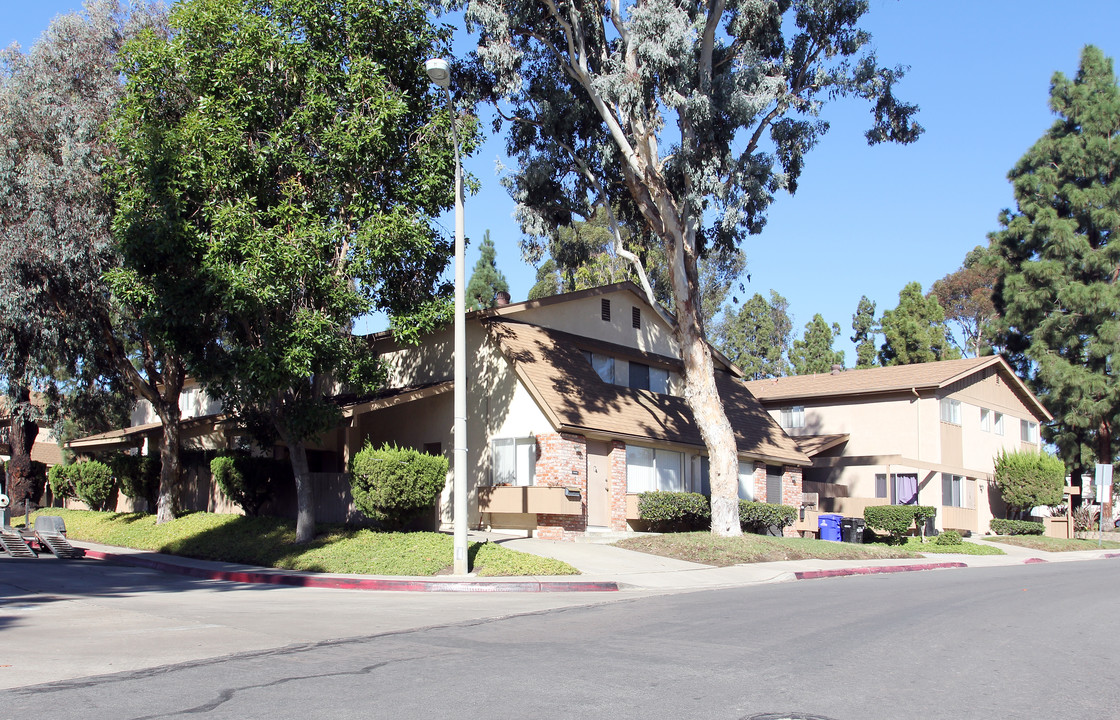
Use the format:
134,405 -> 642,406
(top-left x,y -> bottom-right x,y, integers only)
738,501 -> 797,534
48,463 -> 78,501
934,529 -> 963,546
990,518 -> 1045,536
210,453 -> 289,516
350,443 -> 448,530
993,449 -> 1065,512
74,461 -> 115,511
108,453 -> 161,508
637,491 -> 711,532
864,505 -> 937,543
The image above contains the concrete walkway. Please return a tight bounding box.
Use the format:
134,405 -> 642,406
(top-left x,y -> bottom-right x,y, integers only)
65,534 -> 1120,594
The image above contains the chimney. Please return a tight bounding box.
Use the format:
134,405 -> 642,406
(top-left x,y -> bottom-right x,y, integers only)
494,291 -> 511,307
830,364 -> 843,375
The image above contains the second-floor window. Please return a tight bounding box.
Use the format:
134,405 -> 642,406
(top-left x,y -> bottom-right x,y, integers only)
940,398 -> 961,425
1021,419 -> 1039,444
779,406 -> 805,429
628,362 -> 669,393
993,412 -> 1004,435
980,408 -> 991,432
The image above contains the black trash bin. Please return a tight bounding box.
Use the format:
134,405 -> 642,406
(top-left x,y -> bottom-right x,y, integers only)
840,517 -> 866,543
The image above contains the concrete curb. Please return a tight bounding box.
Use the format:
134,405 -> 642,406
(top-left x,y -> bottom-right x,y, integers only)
80,548 -> 620,593
794,562 -> 968,580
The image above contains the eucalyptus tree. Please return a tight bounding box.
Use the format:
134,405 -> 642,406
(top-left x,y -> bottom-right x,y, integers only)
0,0 -> 180,520
930,245 -> 998,357
115,0 -> 474,543
462,0 -> 922,534
991,45 -> 1120,469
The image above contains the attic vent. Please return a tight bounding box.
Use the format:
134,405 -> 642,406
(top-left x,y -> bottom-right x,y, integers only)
632,306 -> 641,329
601,298 -> 610,321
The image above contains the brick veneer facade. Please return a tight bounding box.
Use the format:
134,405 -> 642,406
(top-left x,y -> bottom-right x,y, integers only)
523,433 -> 802,540
533,432 -> 588,540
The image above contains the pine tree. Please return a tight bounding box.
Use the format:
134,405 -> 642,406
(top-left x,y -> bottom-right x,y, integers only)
465,231 -> 510,310
714,291 -> 792,380
851,296 -> 878,369
991,45 -> 1120,469
790,314 -> 845,375
878,282 -> 960,366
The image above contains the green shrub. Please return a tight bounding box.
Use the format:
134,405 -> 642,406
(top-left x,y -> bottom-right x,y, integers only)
864,505 -> 936,544
48,464 -> 78,501
934,529 -> 963,546
991,518 -> 1045,535
350,443 -> 448,530
108,454 -> 161,507
73,461 -> 115,511
637,491 -> 711,532
738,501 -> 797,534
993,449 -> 1066,513
210,453 -> 288,516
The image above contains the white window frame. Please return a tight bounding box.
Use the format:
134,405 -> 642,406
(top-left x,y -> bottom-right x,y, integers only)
491,437 -> 536,487
940,397 -> 961,425
626,445 -> 684,493
942,473 -> 964,508
980,408 -> 991,432
737,461 -> 755,501
1021,419 -> 1039,444
780,406 -> 805,429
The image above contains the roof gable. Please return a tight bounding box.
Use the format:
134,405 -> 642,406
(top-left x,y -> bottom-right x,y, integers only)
486,319 -> 809,465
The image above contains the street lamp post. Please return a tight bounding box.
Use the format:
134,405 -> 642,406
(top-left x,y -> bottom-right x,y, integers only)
425,58 -> 469,575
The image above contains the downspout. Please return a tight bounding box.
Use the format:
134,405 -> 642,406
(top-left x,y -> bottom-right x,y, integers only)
912,387 -> 920,507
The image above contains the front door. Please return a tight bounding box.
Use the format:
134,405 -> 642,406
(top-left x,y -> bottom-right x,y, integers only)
586,440 -> 612,528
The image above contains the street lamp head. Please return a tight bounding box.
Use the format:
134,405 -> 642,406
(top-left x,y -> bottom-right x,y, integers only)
425,58 -> 450,88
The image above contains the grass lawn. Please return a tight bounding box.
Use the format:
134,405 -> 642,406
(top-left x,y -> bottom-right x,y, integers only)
981,535 -> 1120,552
615,532 -> 918,566
889,537 -> 1005,555
19,509 -> 578,577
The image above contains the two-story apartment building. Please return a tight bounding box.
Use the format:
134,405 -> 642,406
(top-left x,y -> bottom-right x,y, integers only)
66,282 -> 810,538
744,358 -> 1052,535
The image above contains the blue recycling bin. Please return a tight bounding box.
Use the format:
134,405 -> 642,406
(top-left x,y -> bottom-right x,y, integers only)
818,513 -> 842,542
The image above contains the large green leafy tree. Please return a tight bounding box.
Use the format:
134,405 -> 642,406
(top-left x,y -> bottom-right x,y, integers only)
991,45 -> 1120,472
790,314 -> 845,375
930,245 -> 999,357
714,291 -> 793,381
878,282 -> 959,366
850,295 -> 878,369
462,0 -> 921,535
0,0 -> 183,520
466,230 -> 510,310
116,0 -> 474,543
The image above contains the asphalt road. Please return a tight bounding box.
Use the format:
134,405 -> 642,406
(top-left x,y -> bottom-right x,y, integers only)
2,558 -> 1117,719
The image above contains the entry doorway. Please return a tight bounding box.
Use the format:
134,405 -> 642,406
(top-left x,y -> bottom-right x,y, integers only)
586,440 -> 612,528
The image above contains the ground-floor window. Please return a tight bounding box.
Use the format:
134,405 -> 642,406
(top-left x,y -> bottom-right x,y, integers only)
737,461 -> 755,501
765,465 -> 784,504
875,472 -> 919,504
941,474 -> 975,508
626,445 -> 683,493
492,437 -> 535,486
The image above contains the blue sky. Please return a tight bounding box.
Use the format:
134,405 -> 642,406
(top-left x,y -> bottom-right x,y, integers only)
6,1 -> 1120,361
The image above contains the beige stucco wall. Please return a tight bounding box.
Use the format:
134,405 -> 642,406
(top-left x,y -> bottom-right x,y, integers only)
130,381 -> 223,427
510,289 -> 680,357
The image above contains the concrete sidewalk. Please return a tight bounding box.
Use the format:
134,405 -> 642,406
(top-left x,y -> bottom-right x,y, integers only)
68,534 -> 1120,594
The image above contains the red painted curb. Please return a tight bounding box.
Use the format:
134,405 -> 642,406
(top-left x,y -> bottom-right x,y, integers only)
80,549 -> 618,592
794,562 -> 968,580
1022,557 -> 1048,564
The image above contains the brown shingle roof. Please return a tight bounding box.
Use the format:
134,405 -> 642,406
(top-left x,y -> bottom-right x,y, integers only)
742,357 -> 1051,421
486,319 -> 809,465
795,434 -> 850,457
